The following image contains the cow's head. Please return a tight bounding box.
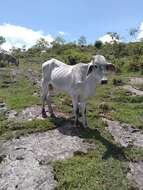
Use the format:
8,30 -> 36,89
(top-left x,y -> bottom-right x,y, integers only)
87,55 -> 115,84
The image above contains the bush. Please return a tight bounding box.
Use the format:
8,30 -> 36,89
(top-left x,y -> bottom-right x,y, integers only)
0,61 -> 7,67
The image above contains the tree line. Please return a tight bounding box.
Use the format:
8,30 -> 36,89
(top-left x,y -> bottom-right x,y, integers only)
0,28 -> 143,74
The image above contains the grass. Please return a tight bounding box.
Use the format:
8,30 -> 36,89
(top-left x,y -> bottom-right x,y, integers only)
0,64 -> 143,189
88,77 -> 143,129
111,103 -> 143,129
108,88 -> 143,129
53,155 -> 129,190
51,75 -> 143,190
124,147 -> 143,162
0,67 -> 40,111
53,123 -> 131,190
0,119 -> 57,140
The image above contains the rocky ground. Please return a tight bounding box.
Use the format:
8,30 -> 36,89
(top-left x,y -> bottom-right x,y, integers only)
0,74 -> 143,190
102,118 -> 143,190
123,85 -> 143,96
0,124 -> 95,190
129,77 -> 143,85
104,119 -> 143,148
104,77 -> 143,190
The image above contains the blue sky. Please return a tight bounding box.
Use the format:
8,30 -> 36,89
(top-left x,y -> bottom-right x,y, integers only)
0,0 -> 143,49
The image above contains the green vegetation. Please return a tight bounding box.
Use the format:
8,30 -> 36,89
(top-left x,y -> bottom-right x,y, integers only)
0,69 -> 40,111
53,153 -> 129,190
0,35 -> 143,190
0,119 -> 56,140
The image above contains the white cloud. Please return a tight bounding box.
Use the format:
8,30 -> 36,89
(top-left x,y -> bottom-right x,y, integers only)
58,31 -> 66,35
99,34 -> 119,44
58,31 -> 69,36
137,22 -> 143,41
0,23 -> 54,51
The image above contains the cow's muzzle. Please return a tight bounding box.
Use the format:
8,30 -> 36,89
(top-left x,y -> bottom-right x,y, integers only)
101,80 -> 108,85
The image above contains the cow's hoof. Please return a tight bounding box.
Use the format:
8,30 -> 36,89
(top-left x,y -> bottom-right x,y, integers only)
42,114 -> 48,118
42,109 -> 48,118
50,113 -> 56,118
83,125 -> 89,129
74,121 -> 79,127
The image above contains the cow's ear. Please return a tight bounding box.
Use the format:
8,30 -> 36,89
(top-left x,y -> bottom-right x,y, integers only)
106,63 -> 116,72
91,56 -> 95,62
87,65 -> 94,76
87,65 -> 97,76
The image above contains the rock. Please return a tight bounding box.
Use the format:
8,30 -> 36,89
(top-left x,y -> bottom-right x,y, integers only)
32,92 -> 39,97
6,105 -> 70,122
0,103 -> 5,108
6,110 -> 18,120
0,125 -> 95,190
129,77 -> 143,85
103,118 -> 143,189
103,119 -> 143,148
127,162 -> 143,190
98,102 -> 114,113
123,85 -> 143,96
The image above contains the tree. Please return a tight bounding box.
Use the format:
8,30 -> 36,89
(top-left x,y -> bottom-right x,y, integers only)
51,36 -> 65,47
55,36 -> 65,44
22,45 -> 26,52
78,35 -> 87,46
0,36 -> 6,49
94,40 -> 103,49
34,38 -> 49,50
129,28 -> 138,41
107,32 -> 120,43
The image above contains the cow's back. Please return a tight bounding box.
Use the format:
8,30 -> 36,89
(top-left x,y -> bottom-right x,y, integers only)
42,59 -> 66,80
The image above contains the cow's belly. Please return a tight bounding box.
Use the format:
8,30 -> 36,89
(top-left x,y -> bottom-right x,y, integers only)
50,66 -> 73,92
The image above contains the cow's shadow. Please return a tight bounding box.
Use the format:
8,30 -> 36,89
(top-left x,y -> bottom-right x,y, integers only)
50,116 -> 126,161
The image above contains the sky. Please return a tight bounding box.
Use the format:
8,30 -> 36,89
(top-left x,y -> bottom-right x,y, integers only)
0,0 -> 143,50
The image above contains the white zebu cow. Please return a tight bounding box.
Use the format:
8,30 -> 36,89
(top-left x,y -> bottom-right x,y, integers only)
41,55 -> 115,128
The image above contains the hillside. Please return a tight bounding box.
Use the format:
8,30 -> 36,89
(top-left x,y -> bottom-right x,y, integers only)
0,42 -> 143,190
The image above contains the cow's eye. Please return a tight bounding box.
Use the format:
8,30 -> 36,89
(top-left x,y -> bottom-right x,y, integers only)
99,64 -> 106,70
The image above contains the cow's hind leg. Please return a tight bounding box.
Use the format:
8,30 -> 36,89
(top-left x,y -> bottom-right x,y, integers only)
72,96 -> 79,127
47,91 -> 55,118
41,80 -> 55,118
41,78 -> 49,118
41,86 -> 48,118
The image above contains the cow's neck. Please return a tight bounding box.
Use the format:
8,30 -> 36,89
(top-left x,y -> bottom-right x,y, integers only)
83,74 -> 97,98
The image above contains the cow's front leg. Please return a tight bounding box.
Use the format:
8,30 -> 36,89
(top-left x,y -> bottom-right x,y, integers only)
80,102 -> 88,128
72,96 -> 79,127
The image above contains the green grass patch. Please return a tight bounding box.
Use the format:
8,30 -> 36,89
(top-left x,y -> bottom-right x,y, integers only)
88,78 -> 143,128
111,103 -> 143,129
53,156 -> 129,190
0,71 -> 40,111
0,119 -> 57,140
111,89 -> 143,103
124,147 -> 143,162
